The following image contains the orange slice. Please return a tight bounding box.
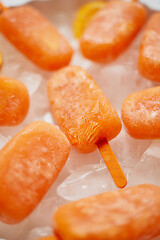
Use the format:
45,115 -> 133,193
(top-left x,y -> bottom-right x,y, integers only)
73,1 -> 106,38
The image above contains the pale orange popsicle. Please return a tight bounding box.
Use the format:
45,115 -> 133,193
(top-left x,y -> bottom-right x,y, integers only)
80,0 -> 146,62
138,13 -> 160,82
47,66 -> 126,188
0,76 -> 29,126
0,5 -> 73,70
0,121 -> 70,224
121,86 -> 160,139
53,184 -> 160,240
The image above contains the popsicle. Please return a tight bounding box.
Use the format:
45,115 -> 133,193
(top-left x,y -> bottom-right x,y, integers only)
0,76 -> 29,126
47,66 -> 127,188
35,237 -> 58,240
121,86 -> 160,139
53,184 -> 160,240
138,13 -> 160,82
0,5 -> 73,71
0,121 -> 70,224
80,0 -> 146,62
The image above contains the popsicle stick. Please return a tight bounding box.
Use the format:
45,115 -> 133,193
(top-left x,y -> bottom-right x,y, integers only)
97,139 -> 127,188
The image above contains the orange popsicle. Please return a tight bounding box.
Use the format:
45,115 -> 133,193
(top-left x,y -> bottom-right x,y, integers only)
35,237 -> 58,240
121,86 -> 160,139
47,66 -> 126,188
138,13 -> 160,82
53,184 -> 160,240
0,76 -> 29,126
80,0 -> 146,62
0,121 -> 70,224
0,5 -> 73,71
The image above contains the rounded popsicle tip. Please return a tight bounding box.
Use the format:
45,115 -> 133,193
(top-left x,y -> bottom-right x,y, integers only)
80,0 -> 146,62
138,13 -> 160,82
0,5 -> 73,71
53,184 -> 160,240
0,76 -> 30,126
121,86 -> 160,139
0,121 -> 70,224
115,176 -> 127,189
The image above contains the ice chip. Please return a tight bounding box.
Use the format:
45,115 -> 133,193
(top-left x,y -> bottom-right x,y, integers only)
57,164 -> 114,201
26,226 -> 52,240
110,129 -> 151,167
0,220 -> 28,240
57,164 -> 131,201
20,71 -> 42,96
127,140 -> 160,187
0,134 -> 9,148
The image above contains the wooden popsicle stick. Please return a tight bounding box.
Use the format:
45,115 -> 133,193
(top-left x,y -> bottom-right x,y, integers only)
97,139 -> 127,188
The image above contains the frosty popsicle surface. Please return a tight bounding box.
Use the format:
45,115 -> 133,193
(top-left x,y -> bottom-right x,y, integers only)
80,0 -> 146,62
0,121 -> 70,224
0,6 -> 73,70
121,86 -> 160,139
138,13 -> 160,82
53,184 -> 160,240
0,76 -> 29,126
47,66 -> 126,188
47,66 -> 121,153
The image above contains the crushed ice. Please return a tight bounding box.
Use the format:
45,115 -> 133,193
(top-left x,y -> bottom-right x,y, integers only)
0,0 -> 160,239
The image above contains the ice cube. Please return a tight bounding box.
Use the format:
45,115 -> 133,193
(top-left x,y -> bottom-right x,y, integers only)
127,140 -> 160,187
110,128 -> 151,167
0,220 -> 28,240
57,163 -> 131,201
26,226 -> 52,240
0,134 -> 10,149
64,146 -> 102,174
19,71 -> 42,96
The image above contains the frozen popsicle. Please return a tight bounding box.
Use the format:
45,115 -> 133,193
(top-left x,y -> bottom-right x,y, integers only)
138,13 -> 160,82
47,66 -> 127,188
0,76 -> 29,126
0,121 -> 70,224
35,237 -> 58,240
53,184 -> 160,240
121,86 -> 160,139
0,5 -> 73,71
80,0 -> 146,62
